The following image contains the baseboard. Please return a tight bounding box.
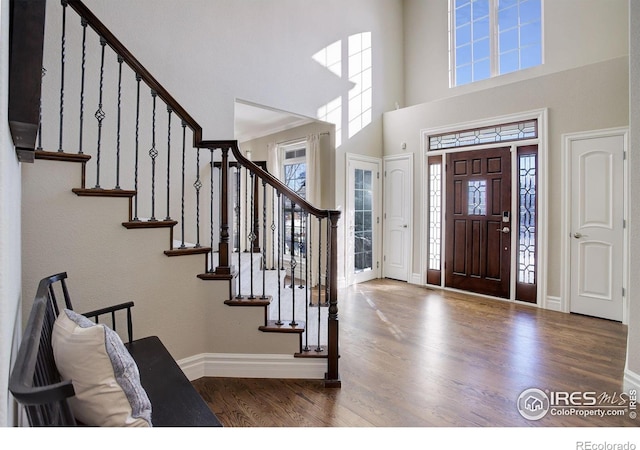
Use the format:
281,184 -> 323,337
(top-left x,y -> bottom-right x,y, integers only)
624,367 -> 640,393
178,352 -> 327,381
410,272 -> 423,285
545,295 -> 562,312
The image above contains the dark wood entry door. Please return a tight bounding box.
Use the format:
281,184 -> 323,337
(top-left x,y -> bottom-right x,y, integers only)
445,147 -> 511,298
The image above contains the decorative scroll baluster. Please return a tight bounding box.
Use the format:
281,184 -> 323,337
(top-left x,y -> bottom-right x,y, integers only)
289,202 -> 297,327
93,37 -> 107,188
248,172 -> 256,299
194,150 -> 202,248
148,90 -> 158,221
236,167 -> 244,299
276,192 -> 283,325
58,0 -> 67,153
77,19 -> 87,153
244,167 -> 249,253
114,55 -> 123,189
165,107 -> 173,220
179,121 -> 187,248
298,212 -> 306,289
132,74 -> 141,221
270,189 -> 276,270
261,180 -> 268,300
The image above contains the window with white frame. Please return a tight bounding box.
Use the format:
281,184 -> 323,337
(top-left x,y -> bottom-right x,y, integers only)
451,0 -> 542,86
281,144 -> 307,259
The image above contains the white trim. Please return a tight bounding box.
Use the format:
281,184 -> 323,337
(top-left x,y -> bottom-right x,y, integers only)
178,353 -> 327,381
420,108 -> 548,306
623,368 -> 640,393
544,295 -> 562,312
410,272 -> 423,285
561,127 -> 629,324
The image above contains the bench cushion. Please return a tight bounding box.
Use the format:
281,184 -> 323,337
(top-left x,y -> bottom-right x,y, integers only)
126,336 -> 222,427
52,309 -> 152,427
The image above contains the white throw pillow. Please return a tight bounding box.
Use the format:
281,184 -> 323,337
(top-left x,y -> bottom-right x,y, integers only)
51,309 -> 152,427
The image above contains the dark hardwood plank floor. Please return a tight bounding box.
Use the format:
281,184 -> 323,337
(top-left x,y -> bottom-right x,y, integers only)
192,279 -> 635,427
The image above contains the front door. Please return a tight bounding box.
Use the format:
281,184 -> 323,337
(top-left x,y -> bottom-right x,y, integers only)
445,147 -> 512,298
569,133 -> 624,321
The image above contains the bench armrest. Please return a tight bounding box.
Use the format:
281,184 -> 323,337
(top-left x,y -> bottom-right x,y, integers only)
82,301 -> 135,345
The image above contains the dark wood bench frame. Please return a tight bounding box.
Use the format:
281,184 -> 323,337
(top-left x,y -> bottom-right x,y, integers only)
9,272 -> 222,427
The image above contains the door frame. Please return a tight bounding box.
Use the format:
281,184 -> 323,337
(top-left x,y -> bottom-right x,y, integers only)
382,153 -> 414,282
561,127 -> 629,324
420,109 -> 549,306
345,153 -> 382,286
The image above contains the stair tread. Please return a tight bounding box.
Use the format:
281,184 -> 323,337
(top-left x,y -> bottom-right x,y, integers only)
73,187 -> 136,197
122,219 -> 178,229
225,296 -> 271,307
295,348 -> 328,358
164,246 -> 212,256
259,320 -> 305,333
36,150 -> 91,163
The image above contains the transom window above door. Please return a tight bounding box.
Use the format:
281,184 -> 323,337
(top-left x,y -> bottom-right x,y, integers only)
450,0 -> 543,86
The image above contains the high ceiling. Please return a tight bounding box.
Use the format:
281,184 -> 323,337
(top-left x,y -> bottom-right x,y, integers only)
234,101 -> 315,143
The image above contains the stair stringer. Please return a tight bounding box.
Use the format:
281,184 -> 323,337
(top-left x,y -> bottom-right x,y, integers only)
21,158 -> 302,361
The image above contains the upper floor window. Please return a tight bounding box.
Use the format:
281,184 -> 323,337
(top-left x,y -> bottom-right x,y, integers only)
451,0 -> 542,86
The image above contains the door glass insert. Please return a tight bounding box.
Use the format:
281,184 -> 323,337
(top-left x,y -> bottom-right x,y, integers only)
518,153 -> 536,284
354,168 -> 374,273
468,180 -> 487,215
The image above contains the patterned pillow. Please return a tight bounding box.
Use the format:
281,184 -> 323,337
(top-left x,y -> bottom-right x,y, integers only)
52,309 -> 152,427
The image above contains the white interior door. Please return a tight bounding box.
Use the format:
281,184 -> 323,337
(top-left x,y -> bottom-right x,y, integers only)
346,155 -> 381,286
569,133 -> 625,321
383,154 -> 412,282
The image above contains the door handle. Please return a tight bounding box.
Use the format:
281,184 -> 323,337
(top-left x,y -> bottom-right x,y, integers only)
573,232 -> 587,239
403,224 -> 408,228
496,227 -> 510,234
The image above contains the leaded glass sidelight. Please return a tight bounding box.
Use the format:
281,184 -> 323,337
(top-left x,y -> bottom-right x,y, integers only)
428,162 -> 442,271
518,153 -> 536,284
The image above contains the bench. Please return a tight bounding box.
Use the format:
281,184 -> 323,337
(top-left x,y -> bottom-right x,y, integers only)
9,272 -> 222,427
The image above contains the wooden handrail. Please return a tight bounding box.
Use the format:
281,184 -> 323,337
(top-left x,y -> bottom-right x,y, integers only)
202,140 -> 341,221
67,0 -> 203,145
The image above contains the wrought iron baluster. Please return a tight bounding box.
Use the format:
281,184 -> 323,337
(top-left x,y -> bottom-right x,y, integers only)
270,188 -> 276,270
209,149 -> 214,272
244,167 -> 249,253
115,55 -> 123,190
37,68 -> 46,151
148,90 -> 158,221
165,107 -> 173,220
236,167 -> 243,299
58,0 -> 67,153
303,212 -> 311,352
290,201 -> 297,326
248,172 -> 256,299
78,18 -> 87,154
179,121 -> 187,248
261,180 -> 268,300
316,216 -> 323,352
194,150 -> 202,248
299,211 -> 306,289
276,191 -> 283,325
94,37 -> 107,188
132,74 -> 141,221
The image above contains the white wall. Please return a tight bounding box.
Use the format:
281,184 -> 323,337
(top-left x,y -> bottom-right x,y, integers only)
626,0 -> 640,391
0,0 -> 23,427
403,0 -> 629,106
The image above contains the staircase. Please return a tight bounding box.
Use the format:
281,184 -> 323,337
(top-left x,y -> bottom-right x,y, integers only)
15,0 -> 340,387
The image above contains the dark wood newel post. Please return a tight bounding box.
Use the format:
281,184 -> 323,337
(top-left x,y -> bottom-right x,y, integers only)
215,146 -> 233,276
325,211 -> 341,388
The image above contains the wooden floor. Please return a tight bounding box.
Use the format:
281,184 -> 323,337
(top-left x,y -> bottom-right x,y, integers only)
192,279 -> 634,427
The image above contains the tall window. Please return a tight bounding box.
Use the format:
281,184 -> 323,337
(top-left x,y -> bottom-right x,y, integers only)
451,0 -> 542,86
282,145 -> 306,258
